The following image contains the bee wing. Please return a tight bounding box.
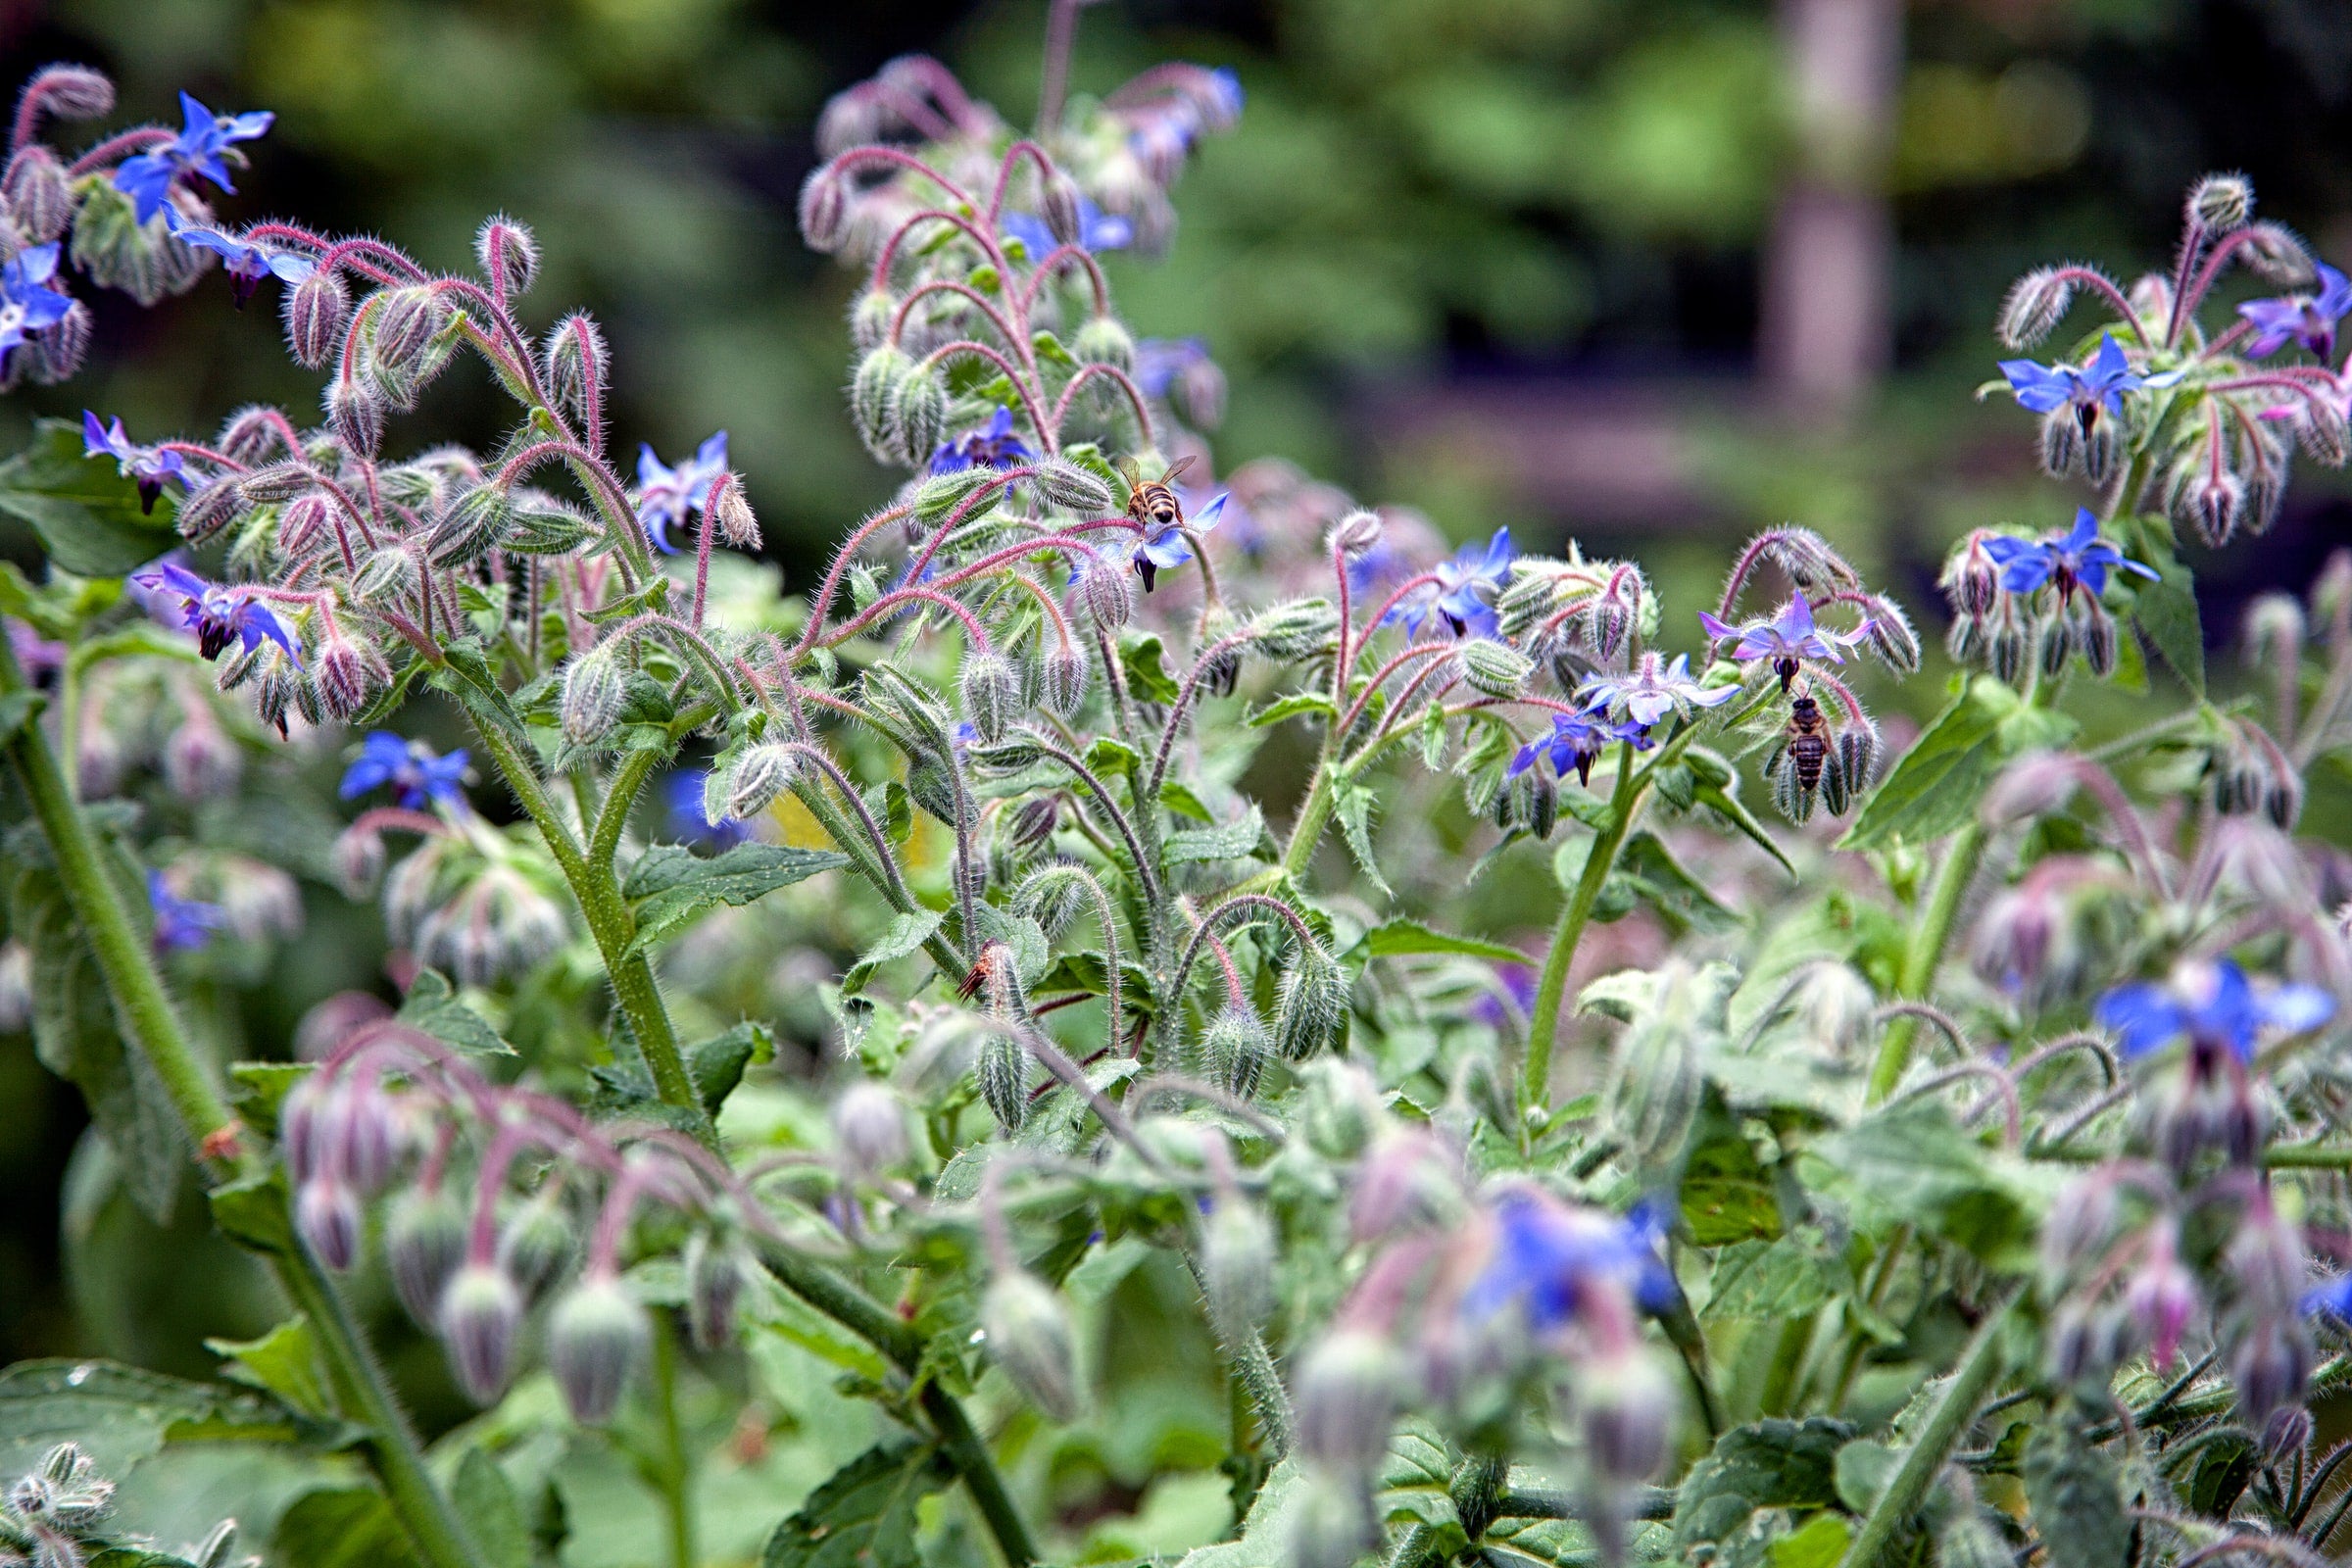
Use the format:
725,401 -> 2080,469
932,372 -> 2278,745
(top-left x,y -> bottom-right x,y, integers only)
1115,456 -> 1144,492
1160,454 -> 1199,485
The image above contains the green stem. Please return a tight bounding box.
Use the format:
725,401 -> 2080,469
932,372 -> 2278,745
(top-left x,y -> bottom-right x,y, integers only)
1522,747 -> 1642,1114
468,718 -> 710,1140
651,1316 -> 696,1568
1279,763 -> 1336,882
0,643 -> 486,1568
1838,1294 -> 2016,1568
755,1241 -> 1038,1566
1865,819 -> 1986,1103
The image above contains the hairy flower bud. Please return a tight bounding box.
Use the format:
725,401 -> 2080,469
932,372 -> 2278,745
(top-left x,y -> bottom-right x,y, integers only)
1580,1344 -> 1672,1481
1606,1011 -> 1702,1175
386,1187 -> 467,1327
240,462 -> 314,506
2242,222 -> 2314,285
326,378 -> 384,455
1010,863 -> 1090,938
849,288 -> 897,352
889,366 -> 948,466
353,544 -> 421,606
710,473 -> 760,550
1996,266 -> 2076,350
496,1194 -> 572,1301
1200,1004 -> 1275,1098
1040,169 -> 1086,247
427,485 -> 514,568
981,1271 -> 1082,1421
2037,408 -> 2081,479
725,743 -> 800,820
1201,1200 -> 1276,1337
1035,458 -> 1115,515
978,1033 -> 1027,1131
960,650 -> 1023,743
440,1262 -> 523,1404
797,165 -> 852,253
283,269 -> 348,369
475,215 -> 538,296
684,1232 -> 745,1353
371,285 -> 447,379
832,1081 -> 910,1177
1502,765 -> 1556,840
2232,1322 -> 2313,1429
22,298 -> 89,385
851,345 -> 914,461
1274,945 -> 1348,1061
2190,172 -> 2253,233
2295,394 -> 2349,467
2,146 -> 71,244
1070,315 -> 1135,371
1457,638 -> 1532,699
548,1274 -> 650,1423
560,650 -> 626,748
1296,1329 -> 1399,1473
1250,599 -> 1340,662
295,1178 -> 362,1270
1039,641 -> 1090,718
544,313 -> 610,427
25,65 -> 114,123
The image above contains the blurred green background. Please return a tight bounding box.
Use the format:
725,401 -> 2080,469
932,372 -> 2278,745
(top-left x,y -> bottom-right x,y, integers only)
4,0 -> 2350,1393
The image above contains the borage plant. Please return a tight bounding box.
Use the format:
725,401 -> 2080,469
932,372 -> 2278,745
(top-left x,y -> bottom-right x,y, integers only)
3,22 -> 2352,1568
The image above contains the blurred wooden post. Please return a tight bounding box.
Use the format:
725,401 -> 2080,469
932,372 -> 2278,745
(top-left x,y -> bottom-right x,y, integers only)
1758,0 -> 1903,416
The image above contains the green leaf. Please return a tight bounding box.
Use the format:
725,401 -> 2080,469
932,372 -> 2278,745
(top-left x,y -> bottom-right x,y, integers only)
227,1061 -> 314,1136
394,969 -> 515,1059
1354,919 -> 1527,965
0,1359 -> 310,1481
842,908 -> 945,995
687,1020 -> 775,1116
1839,678 -> 2011,852
1118,632 -> 1182,706
1768,1513 -> 1852,1568
9,863 -> 187,1222
1832,1439 -> 1899,1513
207,1316 -> 332,1422
1614,829 -> 1738,934
1247,692 -> 1338,728
270,1487 -> 424,1568
2124,527 -> 2203,694
1680,1106 -> 1783,1245
208,1170 -> 297,1256
1671,1418 -> 1853,1550
1704,1237 -> 1836,1318
0,419 -> 179,578
2023,1411 -> 2129,1568
1164,804 -> 1267,865
1332,777 -> 1392,897
1159,780 -> 1214,822
1800,1102 -> 2046,1261
454,1447 -> 532,1568
431,641 -> 529,747
1081,734 -> 1141,777
623,842 -> 850,954
1694,781 -> 1794,876
759,1441 -> 947,1568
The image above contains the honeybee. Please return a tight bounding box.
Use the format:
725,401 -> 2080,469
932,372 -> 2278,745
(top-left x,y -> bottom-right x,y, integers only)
1782,691 -> 1830,795
1119,454 -> 1199,592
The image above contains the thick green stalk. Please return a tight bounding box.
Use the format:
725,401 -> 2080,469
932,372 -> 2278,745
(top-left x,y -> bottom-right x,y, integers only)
1838,1294 -> 2015,1568
1864,818 -> 1986,1102
1278,763 -> 1336,881
1522,748 -> 1642,1114
467,718 -> 710,1138
755,1241 -> 1039,1566
0,646 -> 487,1568
650,1318 -> 697,1568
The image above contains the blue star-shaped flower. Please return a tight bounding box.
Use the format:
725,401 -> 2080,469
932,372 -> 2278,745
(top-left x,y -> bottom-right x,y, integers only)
1997,332 -> 2147,423
927,407 -> 1035,475
1458,1188 -> 1675,1334
1697,597 -> 1870,688
1979,509 -> 2158,603
0,242 -> 74,366
340,732 -> 471,812
2094,958 -> 2333,1062
112,91 -> 275,224
149,869 -> 223,954
1385,527 -> 1513,639
1002,197 -> 1133,260
163,210 -> 315,309
636,431 -> 729,555
1581,652 -> 1738,727
131,561 -> 296,662
1506,700 -> 1653,787
1131,490 -> 1229,591
2239,263 -> 2352,361
83,412 -> 188,514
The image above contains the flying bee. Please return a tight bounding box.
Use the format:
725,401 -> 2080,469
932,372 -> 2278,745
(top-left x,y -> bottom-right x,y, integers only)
1118,455 -> 1225,592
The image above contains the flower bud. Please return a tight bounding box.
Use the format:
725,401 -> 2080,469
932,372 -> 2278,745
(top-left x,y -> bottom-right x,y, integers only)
295,1178 -> 363,1270
372,285 -> 447,377
439,1262 -> 523,1404
684,1232 -> 744,1353
1502,765 -> 1556,840
283,269 -> 348,369
889,366 -> 948,466
165,712 -> 242,801
849,288 -> 897,352
1250,599 -> 1340,662
2296,395 -> 2349,467
2231,1322 -> 2313,1429
548,1274 -> 650,1423
832,1081 -> 910,1178
1200,1004 -> 1275,1099
2242,222 -> 2315,285
1605,1010 -> 1701,1174
978,1033 -> 1027,1132
2191,172 -> 2253,233
560,651 -> 625,748
1298,1059 -> 1381,1160
1457,638 -> 1531,698
240,462 -> 314,506
1075,560 -> 1131,629
1580,1344 -> 1672,1481
20,299 -> 89,385
496,1193 -> 573,1300
1273,945 -> 1348,1061
353,545 -> 420,606
1040,642 -> 1089,717
1295,1329 -> 1399,1473
2190,468 -> 2242,548
981,1270 -> 1083,1421
1996,266 -> 2075,350
2038,409 -> 2081,478
1040,169 -> 1086,247
172,477 -> 243,546
326,378 -> 384,455
1034,458 -> 1115,515
959,650 -> 1022,743
333,826 -> 385,901
2077,603 -> 2118,678
851,345 -> 914,461
725,744 -> 800,820
1010,863 -> 1089,938
386,1187 -> 468,1327
25,65 -> 114,124
1201,1200 -> 1276,1337
710,473 -> 760,550
797,165 -> 852,253
1327,509 -> 1383,562
1070,315 -> 1135,371
2,146 -> 71,244
428,485 -> 515,568
545,314 -> 610,426
1287,1470 -> 1378,1568
475,215 -> 538,296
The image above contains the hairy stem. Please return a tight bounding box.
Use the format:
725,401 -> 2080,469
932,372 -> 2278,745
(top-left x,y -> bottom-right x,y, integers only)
1865,818 -> 1986,1103
1838,1294 -> 2016,1568
651,1316 -> 697,1568
1522,748 -> 1642,1114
